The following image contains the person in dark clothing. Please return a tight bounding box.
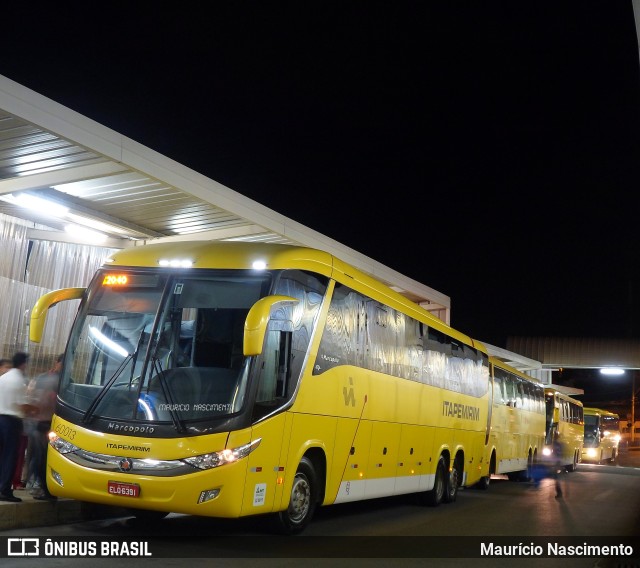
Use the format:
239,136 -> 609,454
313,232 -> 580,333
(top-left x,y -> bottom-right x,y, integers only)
0,352 -> 32,502
551,435 -> 566,498
26,353 -> 62,501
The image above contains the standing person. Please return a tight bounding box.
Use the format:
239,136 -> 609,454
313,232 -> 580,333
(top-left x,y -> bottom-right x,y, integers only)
0,352 -> 32,502
552,435 -> 566,499
26,353 -> 62,500
11,430 -> 29,490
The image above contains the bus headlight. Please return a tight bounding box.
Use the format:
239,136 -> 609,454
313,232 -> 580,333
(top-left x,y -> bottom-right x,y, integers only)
182,438 -> 261,470
49,432 -> 80,455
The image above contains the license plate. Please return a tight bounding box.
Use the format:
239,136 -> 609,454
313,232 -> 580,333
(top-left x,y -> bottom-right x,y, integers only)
107,480 -> 140,498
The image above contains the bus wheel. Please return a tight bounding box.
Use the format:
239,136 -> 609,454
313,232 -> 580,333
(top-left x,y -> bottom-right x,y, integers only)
422,456 -> 447,506
444,455 -> 461,503
476,453 -> 495,490
274,457 -> 318,535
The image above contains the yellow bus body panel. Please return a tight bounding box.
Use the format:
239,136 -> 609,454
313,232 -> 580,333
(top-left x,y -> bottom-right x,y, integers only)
47,416 -> 252,517
291,362 -> 487,502
240,412 -> 291,516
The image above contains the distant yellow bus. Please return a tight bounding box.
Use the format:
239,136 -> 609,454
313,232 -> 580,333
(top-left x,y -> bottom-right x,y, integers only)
31,241 -> 493,533
543,388 -> 584,471
478,358 -> 546,487
581,407 -> 620,463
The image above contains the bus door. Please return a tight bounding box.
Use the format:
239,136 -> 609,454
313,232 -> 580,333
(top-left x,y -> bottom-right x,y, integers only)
241,319 -> 296,515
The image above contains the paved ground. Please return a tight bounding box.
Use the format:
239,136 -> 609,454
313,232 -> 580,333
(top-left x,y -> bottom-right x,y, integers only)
0,487 -> 127,531
1,446 -> 639,532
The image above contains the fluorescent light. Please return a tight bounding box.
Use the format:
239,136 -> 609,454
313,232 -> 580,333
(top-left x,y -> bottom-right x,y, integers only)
0,193 -> 126,237
600,368 -> 625,376
65,224 -> 108,244
0,193 -> 68,217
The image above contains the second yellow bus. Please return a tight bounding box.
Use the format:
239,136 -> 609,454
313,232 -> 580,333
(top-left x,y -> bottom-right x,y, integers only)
477,358 -> 546,487
542,388 -> 584,472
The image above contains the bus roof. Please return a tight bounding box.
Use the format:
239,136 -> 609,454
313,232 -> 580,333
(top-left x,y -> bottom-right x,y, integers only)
106,240 -> 488,356
583,407 -> 619,418
544,387 -> 584,406
489,356 -> 543,385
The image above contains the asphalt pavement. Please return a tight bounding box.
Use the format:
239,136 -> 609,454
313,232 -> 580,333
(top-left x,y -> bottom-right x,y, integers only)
0,487 -> 127,531
1,446 -> 639,532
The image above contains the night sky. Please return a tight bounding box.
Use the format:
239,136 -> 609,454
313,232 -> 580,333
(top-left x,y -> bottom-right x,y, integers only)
2,2 -> 640,352
558,367 -> 637,413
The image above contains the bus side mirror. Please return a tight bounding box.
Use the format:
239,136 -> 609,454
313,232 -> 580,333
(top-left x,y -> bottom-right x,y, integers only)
243,295 -> 299,356
30,287 -> 85,343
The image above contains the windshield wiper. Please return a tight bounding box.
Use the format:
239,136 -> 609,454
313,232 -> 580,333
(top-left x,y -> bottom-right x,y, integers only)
81,353 -> 133,424
146,356 -> 186,433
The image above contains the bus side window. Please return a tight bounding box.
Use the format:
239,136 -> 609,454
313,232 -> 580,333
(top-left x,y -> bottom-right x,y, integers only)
515,379 -> 524,408
494,374 -> 504,405
504,375 -> 515,407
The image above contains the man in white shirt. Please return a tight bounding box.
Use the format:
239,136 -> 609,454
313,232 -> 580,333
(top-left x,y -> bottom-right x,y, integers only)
0,352 -> 31,502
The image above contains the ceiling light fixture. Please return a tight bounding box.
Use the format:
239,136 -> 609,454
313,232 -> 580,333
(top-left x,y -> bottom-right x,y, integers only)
0,193 -> 69,217
65,224 -> 108,244
599,368 -> 625,376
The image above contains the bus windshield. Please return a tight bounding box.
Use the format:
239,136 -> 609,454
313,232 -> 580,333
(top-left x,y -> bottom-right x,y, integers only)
60,269 -> 271,427
584,412 -> 619,447
583,414 -> 600,447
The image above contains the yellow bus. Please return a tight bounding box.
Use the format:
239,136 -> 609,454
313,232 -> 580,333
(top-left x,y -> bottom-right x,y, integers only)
581,407 -> 620,464
477,358 -> 546,488
542,388 -> 584,472
30,241 -> 493,533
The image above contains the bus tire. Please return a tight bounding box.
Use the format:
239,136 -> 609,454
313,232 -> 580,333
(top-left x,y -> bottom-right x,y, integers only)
476,452 -> 495,490
422,456 -> 447,506
444,455 -> 461,503
567,453 -> 578,472
274,456 -> 318,535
